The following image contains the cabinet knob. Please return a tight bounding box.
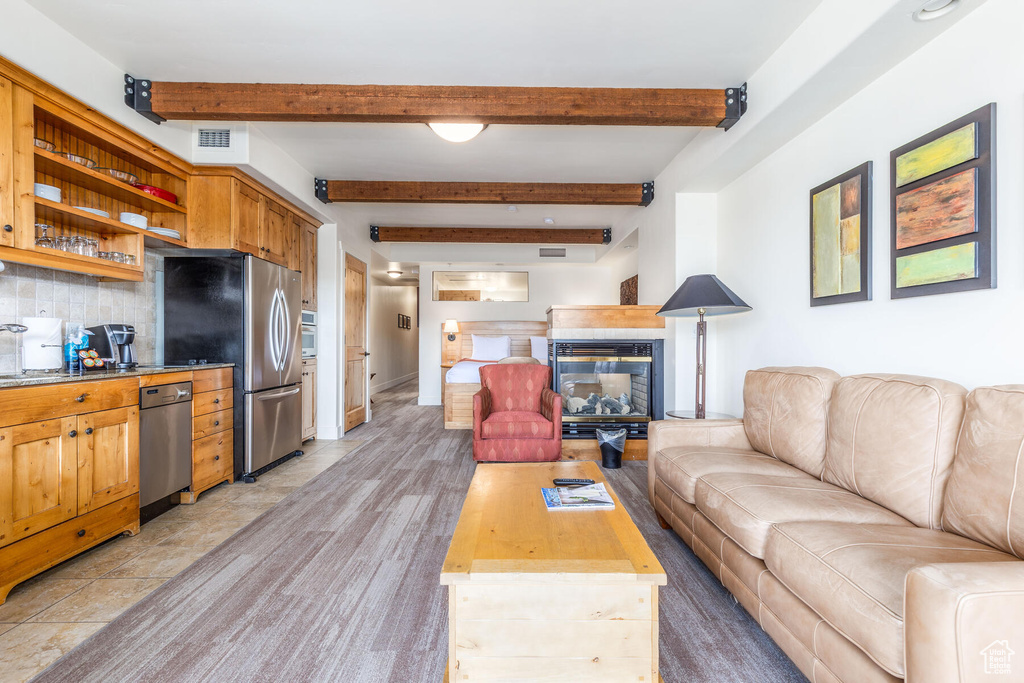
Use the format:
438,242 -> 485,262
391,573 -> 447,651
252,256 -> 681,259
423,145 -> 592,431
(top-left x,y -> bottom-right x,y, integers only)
214,455 -> 220,461
85,428 -> 93,435
75,393 -> 87,403
69,430 -> 78,438
213,398 -> 220,404
2,225 -> 11,233
214,420 -> 220,426
77,529 -> 86,537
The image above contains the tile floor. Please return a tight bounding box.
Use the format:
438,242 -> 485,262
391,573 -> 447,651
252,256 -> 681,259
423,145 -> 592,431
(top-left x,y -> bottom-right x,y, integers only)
0,437 -> 361,683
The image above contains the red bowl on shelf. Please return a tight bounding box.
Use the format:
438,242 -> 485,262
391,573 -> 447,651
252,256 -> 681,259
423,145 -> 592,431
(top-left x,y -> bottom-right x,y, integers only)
133,183 -> 178,204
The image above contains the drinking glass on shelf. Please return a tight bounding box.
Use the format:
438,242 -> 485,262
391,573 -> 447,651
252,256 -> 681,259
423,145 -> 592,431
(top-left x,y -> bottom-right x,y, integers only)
111,252 -> 126,263
69,235 -> 88,256
34,224 -> 55,249
54,231 -> 72,252
125,254 -> 136,266
85,238 -> 98,258
97,251 -> 111,261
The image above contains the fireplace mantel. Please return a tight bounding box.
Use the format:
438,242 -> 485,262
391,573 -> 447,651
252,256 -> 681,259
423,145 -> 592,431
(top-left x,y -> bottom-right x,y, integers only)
546,305 -> 666,340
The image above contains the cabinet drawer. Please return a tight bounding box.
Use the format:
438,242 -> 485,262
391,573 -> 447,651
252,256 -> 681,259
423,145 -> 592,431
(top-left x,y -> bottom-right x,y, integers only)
193,368 -> 233,394
0,379 -> 138,428
193,430 -> 232,488
193,408 -> 232,440
193,388 -> 232,417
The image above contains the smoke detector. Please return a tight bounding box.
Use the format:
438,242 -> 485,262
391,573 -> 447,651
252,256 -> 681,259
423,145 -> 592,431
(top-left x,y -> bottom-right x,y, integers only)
913,0 -> 961,21
191,123 -> 250,164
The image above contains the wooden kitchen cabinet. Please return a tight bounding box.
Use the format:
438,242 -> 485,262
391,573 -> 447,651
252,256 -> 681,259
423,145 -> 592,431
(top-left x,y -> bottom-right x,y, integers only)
0,378 -> 140,603
233,179 -> 261,255
0,76 -> 14,249
179,368 -> 234,504
301,358 -> 317,441
301,221 -> 318,310
259,195 -> 289,266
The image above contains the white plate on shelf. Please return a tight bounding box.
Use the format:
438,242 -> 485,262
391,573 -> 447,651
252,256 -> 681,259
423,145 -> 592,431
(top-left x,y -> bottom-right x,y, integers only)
148,227 -> 181,240
74,206 -> 110,219
34,183 -> 61,202
119,212 -> 148,229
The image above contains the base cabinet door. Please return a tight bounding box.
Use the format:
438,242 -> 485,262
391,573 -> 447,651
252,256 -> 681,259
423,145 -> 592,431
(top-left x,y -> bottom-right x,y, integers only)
301,358 -> 317,441
77,407 -> 139,516
0,417 -> 78,547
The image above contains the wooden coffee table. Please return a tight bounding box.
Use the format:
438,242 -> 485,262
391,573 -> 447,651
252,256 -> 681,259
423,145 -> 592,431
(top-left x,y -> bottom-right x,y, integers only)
441,460 -> 666,681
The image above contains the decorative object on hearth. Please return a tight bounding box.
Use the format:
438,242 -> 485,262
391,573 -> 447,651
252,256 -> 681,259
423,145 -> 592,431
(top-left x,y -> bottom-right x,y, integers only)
657,274 -> 751,419
890,103 -> 995,298
619,274 -> 638,305
443,319 -> 459,341
810,162 -> 872,306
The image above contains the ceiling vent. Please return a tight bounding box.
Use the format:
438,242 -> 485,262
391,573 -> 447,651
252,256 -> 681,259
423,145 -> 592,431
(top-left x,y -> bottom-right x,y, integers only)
539,248 -> 567,258
191,123 -> 250,164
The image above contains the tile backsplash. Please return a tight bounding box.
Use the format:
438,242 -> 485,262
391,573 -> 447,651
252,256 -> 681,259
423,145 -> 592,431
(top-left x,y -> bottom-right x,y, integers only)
0,253 -> 161,372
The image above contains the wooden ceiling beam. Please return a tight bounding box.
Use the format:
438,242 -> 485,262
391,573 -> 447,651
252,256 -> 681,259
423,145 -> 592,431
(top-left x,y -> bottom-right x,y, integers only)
316,180 -> 654,206
124,76 -> 748,129
370,226 -> 611,245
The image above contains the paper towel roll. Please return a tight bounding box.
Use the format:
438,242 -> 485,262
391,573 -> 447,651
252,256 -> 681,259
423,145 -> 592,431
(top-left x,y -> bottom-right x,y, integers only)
22,317 -> 63,371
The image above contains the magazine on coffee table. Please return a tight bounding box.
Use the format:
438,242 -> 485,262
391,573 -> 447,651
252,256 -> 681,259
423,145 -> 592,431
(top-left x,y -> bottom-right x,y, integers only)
541,483 -> 615,510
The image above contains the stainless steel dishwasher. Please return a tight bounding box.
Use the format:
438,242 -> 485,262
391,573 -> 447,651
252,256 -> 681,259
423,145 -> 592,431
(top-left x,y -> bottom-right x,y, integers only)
139,381 -> 193,507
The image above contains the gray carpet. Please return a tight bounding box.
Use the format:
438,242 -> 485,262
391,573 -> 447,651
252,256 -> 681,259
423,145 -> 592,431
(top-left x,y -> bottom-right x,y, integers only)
36,381 -> 803,682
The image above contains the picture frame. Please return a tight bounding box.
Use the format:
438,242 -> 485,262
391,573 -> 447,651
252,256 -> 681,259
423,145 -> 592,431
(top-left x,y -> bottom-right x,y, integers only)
809,161 -> 872,306
889,103 -> 996,299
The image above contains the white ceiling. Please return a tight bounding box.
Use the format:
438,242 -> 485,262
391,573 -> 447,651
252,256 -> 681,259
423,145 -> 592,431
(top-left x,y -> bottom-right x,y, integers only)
27,0 -> 824,259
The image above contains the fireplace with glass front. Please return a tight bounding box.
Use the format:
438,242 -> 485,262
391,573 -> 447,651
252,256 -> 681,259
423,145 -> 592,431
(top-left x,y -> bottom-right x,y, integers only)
550,340 -> 664,441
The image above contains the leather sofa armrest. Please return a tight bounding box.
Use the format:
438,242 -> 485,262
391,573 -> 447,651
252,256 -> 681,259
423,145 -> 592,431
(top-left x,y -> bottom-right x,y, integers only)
647,418 -> 751,507
473,387 -> 492,441
541,388 -> 562,435
905,561 -> 1024,682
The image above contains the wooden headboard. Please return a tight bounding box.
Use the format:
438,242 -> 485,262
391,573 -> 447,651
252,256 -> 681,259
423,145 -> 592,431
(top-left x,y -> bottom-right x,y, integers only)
441,321 -> 548,365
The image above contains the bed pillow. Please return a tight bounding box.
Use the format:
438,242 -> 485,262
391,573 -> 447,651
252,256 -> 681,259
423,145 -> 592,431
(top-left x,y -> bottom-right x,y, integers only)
471,334 -> 511,361
531,336 -> 548,363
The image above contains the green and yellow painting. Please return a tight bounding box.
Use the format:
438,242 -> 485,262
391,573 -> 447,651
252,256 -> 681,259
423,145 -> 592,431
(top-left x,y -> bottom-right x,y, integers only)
812,176 -> 861,298
895,123 -> 976,187
896,242 -> 978,288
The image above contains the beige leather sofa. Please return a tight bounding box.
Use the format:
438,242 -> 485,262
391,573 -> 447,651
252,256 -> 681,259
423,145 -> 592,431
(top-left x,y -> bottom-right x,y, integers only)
648,367 -> 1024,683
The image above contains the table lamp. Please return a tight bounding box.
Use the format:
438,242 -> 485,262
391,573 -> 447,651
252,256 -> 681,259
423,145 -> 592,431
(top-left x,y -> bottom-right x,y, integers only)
443,319 -> 459,341
657,274 -> 751,419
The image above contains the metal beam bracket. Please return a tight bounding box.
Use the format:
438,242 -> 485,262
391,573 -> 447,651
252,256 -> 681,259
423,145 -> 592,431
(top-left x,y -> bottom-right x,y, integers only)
602,228 -> 612,244
640,181 -> 655,207
123,75 -> 164,124
369,225 -> 380,242
718,83 -> 748,131
315,178 -> 331,204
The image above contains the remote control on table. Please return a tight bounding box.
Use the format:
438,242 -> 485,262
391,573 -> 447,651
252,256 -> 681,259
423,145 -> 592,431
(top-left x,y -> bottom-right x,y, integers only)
552,478 -> 595,487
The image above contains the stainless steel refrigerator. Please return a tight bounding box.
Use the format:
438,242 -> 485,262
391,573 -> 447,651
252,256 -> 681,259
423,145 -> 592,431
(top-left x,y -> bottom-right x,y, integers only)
164,255 -> 303,479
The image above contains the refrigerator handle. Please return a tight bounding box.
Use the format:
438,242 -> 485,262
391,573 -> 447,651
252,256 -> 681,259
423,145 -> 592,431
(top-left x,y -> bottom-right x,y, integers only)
278,287 -> 291,372
256,387 -> 301,401
268,290 -> 281,371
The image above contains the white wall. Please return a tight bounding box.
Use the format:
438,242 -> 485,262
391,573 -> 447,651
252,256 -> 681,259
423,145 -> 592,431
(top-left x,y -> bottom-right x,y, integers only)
417,263 -> 619,404
714,0 -> 1024,414
369,284 -> 419,393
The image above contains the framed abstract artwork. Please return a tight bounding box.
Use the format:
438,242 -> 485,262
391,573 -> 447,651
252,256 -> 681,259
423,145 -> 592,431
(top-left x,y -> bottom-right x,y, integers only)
890,103 -> 996,299
809,162 -> 872,306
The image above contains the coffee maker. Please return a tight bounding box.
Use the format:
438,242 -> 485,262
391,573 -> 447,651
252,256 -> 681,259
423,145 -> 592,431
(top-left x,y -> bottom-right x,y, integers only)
87,324 -> 138,369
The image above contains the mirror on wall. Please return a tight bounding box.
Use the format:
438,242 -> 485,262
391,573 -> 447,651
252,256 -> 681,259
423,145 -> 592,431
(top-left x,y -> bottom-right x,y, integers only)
431,271 -> 529,302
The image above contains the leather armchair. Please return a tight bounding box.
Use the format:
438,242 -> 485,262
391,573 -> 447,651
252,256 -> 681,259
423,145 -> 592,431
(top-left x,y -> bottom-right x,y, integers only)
473,364 -> 562,462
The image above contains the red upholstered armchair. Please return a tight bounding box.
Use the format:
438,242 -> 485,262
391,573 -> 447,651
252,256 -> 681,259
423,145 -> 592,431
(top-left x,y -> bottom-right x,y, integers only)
473,364 -> 562,462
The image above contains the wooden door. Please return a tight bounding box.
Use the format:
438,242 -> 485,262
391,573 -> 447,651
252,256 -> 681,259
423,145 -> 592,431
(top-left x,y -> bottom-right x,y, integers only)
232,179 -> 260,256
0,77 -> 13,248
344,253 -> 367,431
301,222 -> 318,310
301,358 -> 317,441
77,407 -> 138,515
286,213 -> 302,272
259,196 -> 289,266
0,417 -> 78,547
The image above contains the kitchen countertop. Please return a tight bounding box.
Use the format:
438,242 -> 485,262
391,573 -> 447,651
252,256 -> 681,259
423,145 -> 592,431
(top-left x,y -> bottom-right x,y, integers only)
0,363 -> 235,389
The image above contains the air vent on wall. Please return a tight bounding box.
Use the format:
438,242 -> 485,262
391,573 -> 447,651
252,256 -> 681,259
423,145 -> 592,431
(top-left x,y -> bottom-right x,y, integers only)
197,129 -> 231,148
191,122 -> 250,164
539,248 -> 566,258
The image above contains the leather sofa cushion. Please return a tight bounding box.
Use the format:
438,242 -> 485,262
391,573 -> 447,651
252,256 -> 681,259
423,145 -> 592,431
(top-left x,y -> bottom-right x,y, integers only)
481,411 -> 554,439
822,374 -> 967,529
695,472 -> 912,559
742,366 -> 840,478
653,446 -> 812,504
765,522 -> 1018,678
942,385 -> 1024,558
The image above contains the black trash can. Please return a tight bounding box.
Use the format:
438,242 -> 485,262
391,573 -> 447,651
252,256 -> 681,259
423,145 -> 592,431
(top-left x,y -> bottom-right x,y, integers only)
596,428 -> 627,469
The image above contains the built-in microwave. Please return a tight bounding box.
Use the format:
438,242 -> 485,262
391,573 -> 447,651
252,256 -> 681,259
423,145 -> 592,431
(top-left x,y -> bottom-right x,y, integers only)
301,310 -> 317,358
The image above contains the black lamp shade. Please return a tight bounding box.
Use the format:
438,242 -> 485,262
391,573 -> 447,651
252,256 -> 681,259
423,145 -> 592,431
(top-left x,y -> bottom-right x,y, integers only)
657,274 -> 751,317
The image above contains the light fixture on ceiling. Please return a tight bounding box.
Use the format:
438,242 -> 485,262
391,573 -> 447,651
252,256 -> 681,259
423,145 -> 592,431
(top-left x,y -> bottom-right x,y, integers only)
507,205 -> 518,212
543,217 -> 555,225
913,0 -> 961,21
387,269 -> 402,279
427,122 -> 487,143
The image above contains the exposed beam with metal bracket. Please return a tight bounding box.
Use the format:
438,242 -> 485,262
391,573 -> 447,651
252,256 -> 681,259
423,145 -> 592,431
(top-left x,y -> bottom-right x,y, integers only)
318,180 -> 654,206
122,80 -> 747,128
717,83 -> 748,131
370,226 -> 612,245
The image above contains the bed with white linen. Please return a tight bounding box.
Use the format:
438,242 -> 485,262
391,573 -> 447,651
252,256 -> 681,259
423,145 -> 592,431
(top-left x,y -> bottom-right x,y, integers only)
442,321 -> 549,429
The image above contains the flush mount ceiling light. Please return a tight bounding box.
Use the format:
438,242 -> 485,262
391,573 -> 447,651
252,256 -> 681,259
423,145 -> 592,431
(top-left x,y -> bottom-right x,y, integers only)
387,270 -> 402,279
913,0 -> 962,21
427,122 -> 487,143
543,217 -> 555,224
